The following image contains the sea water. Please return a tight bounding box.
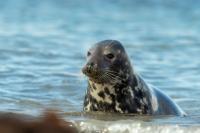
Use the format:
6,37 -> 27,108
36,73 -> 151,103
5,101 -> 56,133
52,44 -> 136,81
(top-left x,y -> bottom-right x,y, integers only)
0,0 -> 200,132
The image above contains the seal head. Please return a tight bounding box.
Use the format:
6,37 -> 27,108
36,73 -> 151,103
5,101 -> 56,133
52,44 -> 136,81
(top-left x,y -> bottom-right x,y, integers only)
82,40 -> 133,85
82,40 -> 151,114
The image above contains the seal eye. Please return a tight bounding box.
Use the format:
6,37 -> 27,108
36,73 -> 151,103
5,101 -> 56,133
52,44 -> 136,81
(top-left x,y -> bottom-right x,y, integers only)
105,53 -> 114,60
87,51 -> 91,56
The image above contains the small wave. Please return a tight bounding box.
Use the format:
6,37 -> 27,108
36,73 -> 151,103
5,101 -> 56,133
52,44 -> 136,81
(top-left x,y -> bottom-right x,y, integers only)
76,119 -> 200,133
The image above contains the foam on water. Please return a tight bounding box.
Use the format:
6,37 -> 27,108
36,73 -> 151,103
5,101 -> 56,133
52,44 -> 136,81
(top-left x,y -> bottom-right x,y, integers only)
76,120 -> 200,133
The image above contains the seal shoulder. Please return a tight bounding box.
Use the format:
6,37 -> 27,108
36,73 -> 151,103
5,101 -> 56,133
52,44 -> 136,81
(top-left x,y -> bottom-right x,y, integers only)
151,86 -> 186,116
135,75 -> 186,116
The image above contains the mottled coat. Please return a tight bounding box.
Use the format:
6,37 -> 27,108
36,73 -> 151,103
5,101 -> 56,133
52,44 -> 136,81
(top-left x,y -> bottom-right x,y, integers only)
82,40 -> 185,116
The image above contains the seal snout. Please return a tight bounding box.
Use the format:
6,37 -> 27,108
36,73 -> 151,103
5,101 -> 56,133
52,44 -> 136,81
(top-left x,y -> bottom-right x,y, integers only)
82,62 -> 98,77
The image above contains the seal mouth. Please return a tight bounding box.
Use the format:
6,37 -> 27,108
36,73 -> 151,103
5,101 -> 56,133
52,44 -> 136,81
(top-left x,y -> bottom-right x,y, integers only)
82,66 -> 97,77
88,77 -> 103,84
85,73 -> 104,84
82,67 -> 106,84
82,67 -> 122,84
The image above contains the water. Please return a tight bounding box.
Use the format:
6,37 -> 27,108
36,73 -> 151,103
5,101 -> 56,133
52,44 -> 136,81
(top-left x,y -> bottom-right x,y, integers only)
0,0 -> 200,132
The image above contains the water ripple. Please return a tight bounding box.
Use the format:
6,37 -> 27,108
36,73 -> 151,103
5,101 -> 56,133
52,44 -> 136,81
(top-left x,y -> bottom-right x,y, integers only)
0,0 -> 200,131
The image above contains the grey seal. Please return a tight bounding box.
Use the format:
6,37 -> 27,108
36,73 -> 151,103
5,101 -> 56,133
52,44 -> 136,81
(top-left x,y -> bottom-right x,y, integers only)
82,40 -> 186,116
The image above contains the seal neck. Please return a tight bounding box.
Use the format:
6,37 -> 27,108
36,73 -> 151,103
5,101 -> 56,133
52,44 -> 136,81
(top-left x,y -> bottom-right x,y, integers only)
85,73 -> 151,114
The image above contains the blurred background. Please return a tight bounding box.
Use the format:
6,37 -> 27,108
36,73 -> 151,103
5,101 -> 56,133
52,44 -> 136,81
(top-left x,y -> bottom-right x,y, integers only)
0,0 -> 200,128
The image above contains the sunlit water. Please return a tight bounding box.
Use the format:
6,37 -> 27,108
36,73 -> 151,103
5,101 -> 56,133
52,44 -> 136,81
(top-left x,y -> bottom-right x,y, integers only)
0,0 -> 200,132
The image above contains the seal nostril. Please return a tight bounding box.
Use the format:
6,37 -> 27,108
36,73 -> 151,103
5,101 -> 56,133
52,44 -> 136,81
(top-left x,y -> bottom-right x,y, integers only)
90,62 -> 94,67
87,62 -> 94,69
85,64 -> 92,74
87,67 -> 91,73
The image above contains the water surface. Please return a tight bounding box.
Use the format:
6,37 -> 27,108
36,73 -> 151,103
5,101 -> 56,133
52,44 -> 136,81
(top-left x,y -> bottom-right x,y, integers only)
0,0 -> 200,132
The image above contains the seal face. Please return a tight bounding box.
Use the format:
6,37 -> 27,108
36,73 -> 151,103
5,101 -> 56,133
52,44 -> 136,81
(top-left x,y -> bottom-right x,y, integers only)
82,40 -> 186,115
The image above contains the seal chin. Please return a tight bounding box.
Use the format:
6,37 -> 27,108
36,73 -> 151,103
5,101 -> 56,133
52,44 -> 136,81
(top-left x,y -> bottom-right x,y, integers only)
89,77 -> 103,84
83,70 -> 118,84
82,66 -> 106,84
89,76 -> 115,84
82,70 -> 101,84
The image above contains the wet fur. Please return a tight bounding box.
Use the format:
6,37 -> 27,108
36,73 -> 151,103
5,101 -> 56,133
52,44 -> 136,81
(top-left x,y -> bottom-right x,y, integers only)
83,40 -> 185,116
